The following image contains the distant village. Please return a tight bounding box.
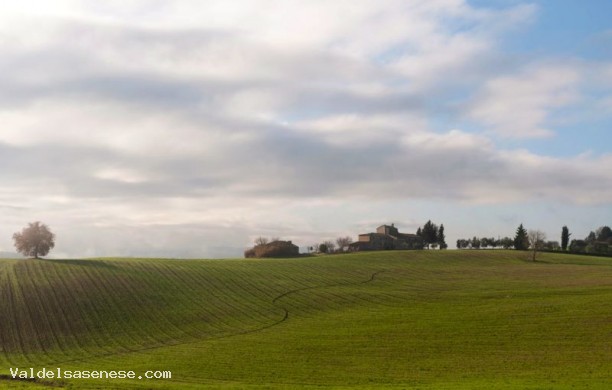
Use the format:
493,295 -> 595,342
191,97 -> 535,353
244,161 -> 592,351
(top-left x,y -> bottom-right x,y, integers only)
245,222 -> 612,259
245,222 -> 445,258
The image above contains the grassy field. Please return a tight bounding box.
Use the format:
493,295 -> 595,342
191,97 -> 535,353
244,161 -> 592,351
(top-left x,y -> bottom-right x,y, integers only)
0,250 -> 610,389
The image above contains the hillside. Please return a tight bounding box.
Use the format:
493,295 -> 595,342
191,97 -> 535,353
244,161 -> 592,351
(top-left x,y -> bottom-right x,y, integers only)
0,251 -> 610,389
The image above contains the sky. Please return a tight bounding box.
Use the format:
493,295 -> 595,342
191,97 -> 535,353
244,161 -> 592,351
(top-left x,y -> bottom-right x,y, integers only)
0,0 -> 610,258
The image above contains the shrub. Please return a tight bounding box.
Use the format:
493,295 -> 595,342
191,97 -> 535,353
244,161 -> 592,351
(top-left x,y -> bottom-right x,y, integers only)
245,240 -> 299,258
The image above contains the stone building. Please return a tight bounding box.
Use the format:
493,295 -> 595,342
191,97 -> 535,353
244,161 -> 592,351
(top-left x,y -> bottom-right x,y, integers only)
348,224 -> 423,251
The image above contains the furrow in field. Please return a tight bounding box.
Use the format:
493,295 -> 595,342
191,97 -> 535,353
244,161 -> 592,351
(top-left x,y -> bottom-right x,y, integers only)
133,260 -> 281,340
13,263 -> 62,360
127,261 -> 223,341
28,261 -> 82,356
217,274 -> 280,323
44,265 -> 110,362
4,258 -> 392,371
198,269 -> 277,331
17,261 -> 71,362
114,261 -> 203,342
4,268 -> 38,363
151,262 -> 247,334
144,261 -> 228,334
87,263 -> 177,348
0,266 -> 20,366
64,263 -> 145,353
273,269 -> 384,305
225,266 -> 280,299
162,265 -> 249,337
46,267 -> 387,369
187,265 -> 280,331
153,262 -> 266,336
271,268 -> 384,316
48,261 -> 122,356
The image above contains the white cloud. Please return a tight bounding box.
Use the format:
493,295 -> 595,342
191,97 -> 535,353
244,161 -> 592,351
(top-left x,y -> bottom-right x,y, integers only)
391,33 -> 490,91
292,113 -> 426,146
401,129 -> 494,151
94,167 -> 152,184
467,64 -> 581,138
0,100 -> 228,157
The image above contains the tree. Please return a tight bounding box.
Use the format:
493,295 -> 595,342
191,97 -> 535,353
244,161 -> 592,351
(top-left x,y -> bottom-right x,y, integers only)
596,226 -> 612,242
514,224 -> 528,250
480,237 -> 491,249
470,236 -> 481,249
528,230 -> 546,261
481,237 -> 496,249
499,237 -> 514,249
488,237 -> 498,249
586,241 -> 610,255
569,239 -> 587,253
254,237 -> 269,246
321,240 -> 336,253
586,231 -> 596,243
561,226 -> 570,251
544,241 -> 560,251
456,239 -> 469,249
13,221 -> 55,259
437,224 -> 447,249
336,236 -> 352,252
420,220 -> 439,249
318,243 -> 328,253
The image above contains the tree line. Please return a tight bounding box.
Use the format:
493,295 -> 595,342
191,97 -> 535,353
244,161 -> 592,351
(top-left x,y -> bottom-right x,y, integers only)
416,220 -> 447,249
457,224 -> 612,257
457,224 -> 546,261
456,236 -> 515,250
307,236 -> 352,254
566,225 -> 612,255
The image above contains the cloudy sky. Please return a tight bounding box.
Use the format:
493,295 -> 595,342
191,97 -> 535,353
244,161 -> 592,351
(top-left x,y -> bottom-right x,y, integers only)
0,0 -> 610,258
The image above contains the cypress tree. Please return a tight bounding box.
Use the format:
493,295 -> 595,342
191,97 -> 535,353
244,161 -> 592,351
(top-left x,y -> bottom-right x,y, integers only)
437,224 -> 447,249
561,226 -> 570,251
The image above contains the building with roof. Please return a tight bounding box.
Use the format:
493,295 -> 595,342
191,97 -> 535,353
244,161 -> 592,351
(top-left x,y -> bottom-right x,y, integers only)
348,224 -> 423,251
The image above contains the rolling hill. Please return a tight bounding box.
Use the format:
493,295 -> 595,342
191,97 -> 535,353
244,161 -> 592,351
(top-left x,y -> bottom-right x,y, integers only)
0,250 -> 610,389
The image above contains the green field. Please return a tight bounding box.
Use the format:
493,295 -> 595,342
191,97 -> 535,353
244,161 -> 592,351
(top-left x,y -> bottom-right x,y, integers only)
0,251 -> 610,389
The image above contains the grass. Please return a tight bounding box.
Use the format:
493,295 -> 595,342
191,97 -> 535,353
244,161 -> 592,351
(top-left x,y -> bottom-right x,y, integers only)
0,250 -> 610,388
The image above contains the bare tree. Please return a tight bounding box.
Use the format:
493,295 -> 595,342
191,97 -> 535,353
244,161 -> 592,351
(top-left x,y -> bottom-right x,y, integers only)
528,230 -> 546,261
322,240 -> 336,253
336,236 -> 352,252
13,221 -> 55,259
254,237 -> 269,246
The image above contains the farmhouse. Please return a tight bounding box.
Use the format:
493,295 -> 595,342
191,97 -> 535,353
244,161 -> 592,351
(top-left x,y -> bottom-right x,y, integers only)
348,224 -> 423,251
